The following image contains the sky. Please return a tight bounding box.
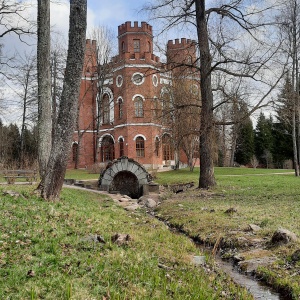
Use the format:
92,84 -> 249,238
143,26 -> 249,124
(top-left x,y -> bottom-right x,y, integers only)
48,0 -> 151,39
1,0 -> 164,123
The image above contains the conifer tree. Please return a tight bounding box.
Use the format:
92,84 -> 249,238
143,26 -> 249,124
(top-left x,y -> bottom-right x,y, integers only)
234,117 -> 254,166
255,112 -> 274,167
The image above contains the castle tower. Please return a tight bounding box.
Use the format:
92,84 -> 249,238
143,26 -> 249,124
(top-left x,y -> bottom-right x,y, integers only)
166,38 -> 197,75
118,21 -> 156,61
108,21 -> 162,168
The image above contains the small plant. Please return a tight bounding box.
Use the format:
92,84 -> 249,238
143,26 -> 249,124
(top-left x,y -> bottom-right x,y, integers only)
65,283 -> 72,300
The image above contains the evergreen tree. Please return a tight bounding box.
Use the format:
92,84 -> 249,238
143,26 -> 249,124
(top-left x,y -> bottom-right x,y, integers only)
2,124 -> 21,167
276,74 -> 293,129
255,112 -> 274,167
272,122 -> 293,168
234,117 -> 254,165
273,75 -> 294,168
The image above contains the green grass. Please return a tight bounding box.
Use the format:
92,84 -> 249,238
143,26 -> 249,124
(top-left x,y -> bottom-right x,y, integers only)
155,167 -> 292,185
65,169 -> 100,180
155,170 -> 300,298
0,185 -> 252,299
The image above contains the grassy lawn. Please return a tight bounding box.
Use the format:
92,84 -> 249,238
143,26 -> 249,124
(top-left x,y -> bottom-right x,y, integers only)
155,167 -> 292,185
0,185 -> 252,300
65,169 -> 100,181
155,169 -> 300,298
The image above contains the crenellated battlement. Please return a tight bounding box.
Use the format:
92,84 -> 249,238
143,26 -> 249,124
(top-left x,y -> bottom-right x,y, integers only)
118,21 -> 153,36
85,39 -> 97,55
167,38 -> 196,49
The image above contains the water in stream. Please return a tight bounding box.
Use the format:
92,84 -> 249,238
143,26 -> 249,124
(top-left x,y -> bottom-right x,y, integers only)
164,220 -> 290,300
216,257 -> 287,300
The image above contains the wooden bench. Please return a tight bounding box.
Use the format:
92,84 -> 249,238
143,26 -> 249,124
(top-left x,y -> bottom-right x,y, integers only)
3,170 -> 38,184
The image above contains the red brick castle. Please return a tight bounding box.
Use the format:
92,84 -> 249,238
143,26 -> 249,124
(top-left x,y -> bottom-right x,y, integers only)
69,21 -> 200,170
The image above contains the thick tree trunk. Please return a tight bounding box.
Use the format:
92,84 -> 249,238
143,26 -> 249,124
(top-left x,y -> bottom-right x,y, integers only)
41,0 -> 87,200
195,0 -> 216,188
37,0 -> 52,178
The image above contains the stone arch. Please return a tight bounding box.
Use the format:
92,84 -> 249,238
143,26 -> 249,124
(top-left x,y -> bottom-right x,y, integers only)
99,157 -> 151,198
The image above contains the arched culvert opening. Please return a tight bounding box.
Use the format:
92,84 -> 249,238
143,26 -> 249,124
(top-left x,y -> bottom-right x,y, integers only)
110,171 -> 141,198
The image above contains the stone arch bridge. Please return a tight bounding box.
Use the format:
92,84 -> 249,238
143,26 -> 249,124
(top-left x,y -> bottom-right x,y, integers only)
99,157 -> 152,198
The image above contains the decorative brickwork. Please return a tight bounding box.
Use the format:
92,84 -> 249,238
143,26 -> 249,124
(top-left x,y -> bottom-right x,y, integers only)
68,21 -> 200,170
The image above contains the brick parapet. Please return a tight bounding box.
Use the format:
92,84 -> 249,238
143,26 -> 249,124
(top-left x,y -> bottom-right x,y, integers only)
118,21 -> 153,37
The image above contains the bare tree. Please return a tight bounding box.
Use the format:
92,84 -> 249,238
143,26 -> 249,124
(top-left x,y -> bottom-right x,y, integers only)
40,0 -> 87,200
277,0 -> 300,176
0,1 -> 34,77
9,52 -> 37,168
145,0 -> 283,188
37,0 -> 52,179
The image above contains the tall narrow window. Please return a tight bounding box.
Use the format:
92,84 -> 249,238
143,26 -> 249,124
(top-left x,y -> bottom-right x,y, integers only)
133,39 -> 140,53
72,143 -> 78,162
134,96 -> 144,117
118,98 -> 123,119
148,41 -> 151,53
136,136 -> 145,157
102,94 -> 110,124
155,137 -> 160,156
119,138 -> 124,157
162,134 -> 174,160
122,41 -> 125,52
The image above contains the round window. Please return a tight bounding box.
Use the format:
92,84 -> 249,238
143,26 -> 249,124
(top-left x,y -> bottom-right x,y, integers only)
132,73 -> 144,85
190,84 -> 199,95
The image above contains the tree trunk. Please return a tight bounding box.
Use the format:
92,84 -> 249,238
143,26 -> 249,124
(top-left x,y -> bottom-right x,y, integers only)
292,100 -> 299,175
20,69 -> 30,169
41,0 -> 87,200
37,0 -> 52,178
51,51 -> 58,144
195,0 -> 216,188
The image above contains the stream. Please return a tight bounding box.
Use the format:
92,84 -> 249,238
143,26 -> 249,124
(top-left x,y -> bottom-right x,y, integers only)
215,256 -> 286,300
157,215 -> 291,300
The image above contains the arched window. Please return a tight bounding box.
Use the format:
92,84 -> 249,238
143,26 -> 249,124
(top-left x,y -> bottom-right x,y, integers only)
134,96 -> 144,117
119,138 -> 124,157
136,136 -> 145,157
101,136 -> 115,162
72,143 -> 78,162
122,41 -> 125,52
102,94 -> 110,124
118,98 -> 123,119
155,137 -> 160,156
162,134 -> 174,161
